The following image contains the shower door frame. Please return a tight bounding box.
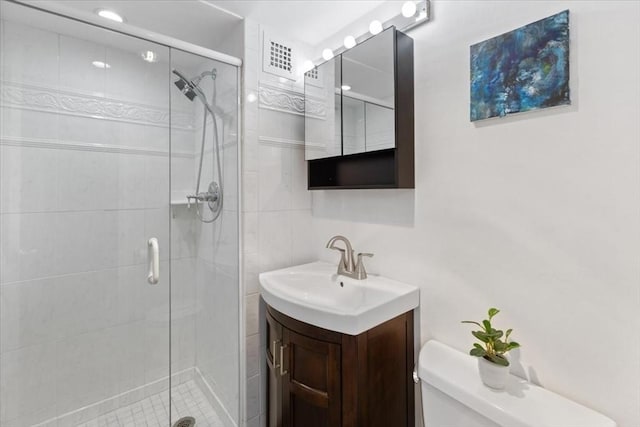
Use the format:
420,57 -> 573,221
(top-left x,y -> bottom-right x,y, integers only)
2,0 -> 246,425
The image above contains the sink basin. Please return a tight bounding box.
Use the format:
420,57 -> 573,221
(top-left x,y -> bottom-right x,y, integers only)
258,261 -> 419,335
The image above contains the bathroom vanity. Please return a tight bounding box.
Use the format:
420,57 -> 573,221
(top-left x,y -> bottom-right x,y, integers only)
259,262 -> 419,427
265,305 -> 414,427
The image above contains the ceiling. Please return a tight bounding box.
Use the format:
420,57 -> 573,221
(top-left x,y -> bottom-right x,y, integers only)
204,0 -> 386,46
27,0 -> 387,49
31,0 -> 243,52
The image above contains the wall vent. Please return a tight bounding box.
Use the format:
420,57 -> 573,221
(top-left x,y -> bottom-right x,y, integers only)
262,31 -> 296,80
304,67 -> 324,88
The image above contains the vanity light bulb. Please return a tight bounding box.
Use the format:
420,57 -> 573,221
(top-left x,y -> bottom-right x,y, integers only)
343,36 -> 356,49
301,60 -> 315,73
369,20 -> 383,35
401,1 -> 417,18
322,48 -> 334,61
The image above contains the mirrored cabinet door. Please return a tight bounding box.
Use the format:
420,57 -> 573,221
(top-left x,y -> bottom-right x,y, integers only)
305,57 -> 342,160
365,103 -> 395,152
342,96 -> 365,155
341,28 -> 396,154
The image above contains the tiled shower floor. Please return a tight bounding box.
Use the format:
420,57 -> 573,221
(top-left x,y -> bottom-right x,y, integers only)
75,380 -> 224,427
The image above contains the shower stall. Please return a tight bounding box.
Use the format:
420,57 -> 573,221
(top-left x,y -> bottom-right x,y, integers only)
0,1 -> 242,426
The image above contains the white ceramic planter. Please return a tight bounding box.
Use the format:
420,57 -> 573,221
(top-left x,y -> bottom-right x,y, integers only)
477,357 -> 509,389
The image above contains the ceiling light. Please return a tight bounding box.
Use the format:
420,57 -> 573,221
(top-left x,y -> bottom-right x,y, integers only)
401,1 -> 417,18
343,36 -> 356,49
341,85 -> 351,91
322,49 -> 334,61
247,92 -> 257,103
301,60 -> 315,73
96,9 -> 124,23
369,20 -> 383,35
141,50 -> 157,63
92,61 -> 111,69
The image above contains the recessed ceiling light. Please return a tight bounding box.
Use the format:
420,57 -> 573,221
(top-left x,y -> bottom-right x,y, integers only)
341,85 -> 351,91
322,49 -> 334,61
343,36 -> 356,49
401,1 -> 417,18
140,50 -> 157,63
369,20 -> 383,35
247,92 -> 257,103
92,60 -> 111,69
96,9 -> 124,23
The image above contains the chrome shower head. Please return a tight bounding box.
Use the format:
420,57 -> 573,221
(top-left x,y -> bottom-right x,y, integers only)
173,69 -> 197,101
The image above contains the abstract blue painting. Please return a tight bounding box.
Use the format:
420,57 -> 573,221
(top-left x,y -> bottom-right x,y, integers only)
470,11 -> 570,121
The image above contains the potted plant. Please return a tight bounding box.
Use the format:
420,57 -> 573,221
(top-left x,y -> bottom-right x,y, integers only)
461,308 -> 520,389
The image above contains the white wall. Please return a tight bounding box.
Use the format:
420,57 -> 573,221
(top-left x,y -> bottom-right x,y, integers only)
309,1 -> 640,426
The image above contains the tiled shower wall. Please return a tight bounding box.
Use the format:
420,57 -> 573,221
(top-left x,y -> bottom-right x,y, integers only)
241,20 -> 315,427
189,59 -> 241,425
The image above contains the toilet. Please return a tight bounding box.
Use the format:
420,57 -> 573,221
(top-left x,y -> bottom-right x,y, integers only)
418,340 -> 617,427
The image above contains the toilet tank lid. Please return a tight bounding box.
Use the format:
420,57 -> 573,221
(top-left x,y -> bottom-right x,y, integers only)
418,340 -> 616,427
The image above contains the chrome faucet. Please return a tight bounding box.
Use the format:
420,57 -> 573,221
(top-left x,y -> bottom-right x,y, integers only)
326,235 -> 373,280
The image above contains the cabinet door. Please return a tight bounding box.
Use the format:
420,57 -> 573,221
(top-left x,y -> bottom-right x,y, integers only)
304,57 -> 342,160
282,329 -> 341,427
266,310 -> 284,427
341,27 -> 396,155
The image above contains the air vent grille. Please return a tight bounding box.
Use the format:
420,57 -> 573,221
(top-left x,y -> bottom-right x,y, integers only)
305,68 -> 318,80
270,41 -> 292,72
263,31 -> 296,80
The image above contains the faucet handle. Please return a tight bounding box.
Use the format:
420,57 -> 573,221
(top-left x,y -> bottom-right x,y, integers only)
355,253 -> 374,279
328,246 -> 348,271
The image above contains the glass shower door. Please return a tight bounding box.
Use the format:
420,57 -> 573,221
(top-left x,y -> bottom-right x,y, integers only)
0,3 -> 172,426
169,49 -> 240,427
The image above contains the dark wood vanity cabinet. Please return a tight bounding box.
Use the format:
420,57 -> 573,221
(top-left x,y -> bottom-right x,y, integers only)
265,303 -> 414,427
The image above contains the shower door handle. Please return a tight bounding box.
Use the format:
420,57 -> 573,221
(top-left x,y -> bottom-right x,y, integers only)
147,238 -> 159,285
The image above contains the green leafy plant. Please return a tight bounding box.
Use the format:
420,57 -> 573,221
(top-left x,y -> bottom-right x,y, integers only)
461,308 -> 520,367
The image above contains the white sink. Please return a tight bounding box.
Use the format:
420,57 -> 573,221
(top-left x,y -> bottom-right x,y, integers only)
258,261 -> 419,335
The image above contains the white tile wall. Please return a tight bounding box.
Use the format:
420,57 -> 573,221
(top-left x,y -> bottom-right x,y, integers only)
181,53 -> 242,426
0,12 -> 241,427
0,16 -> 238,427
241,19 -> 315,427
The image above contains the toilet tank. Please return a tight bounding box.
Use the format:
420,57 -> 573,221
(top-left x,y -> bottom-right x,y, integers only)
418,340 -> 617,427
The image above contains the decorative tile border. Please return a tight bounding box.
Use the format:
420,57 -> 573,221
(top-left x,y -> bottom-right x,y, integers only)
258,82 -> 325,118
1,80 -> 194,130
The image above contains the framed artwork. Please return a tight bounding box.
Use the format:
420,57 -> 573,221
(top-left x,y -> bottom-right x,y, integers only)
470,10 -> 570,121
